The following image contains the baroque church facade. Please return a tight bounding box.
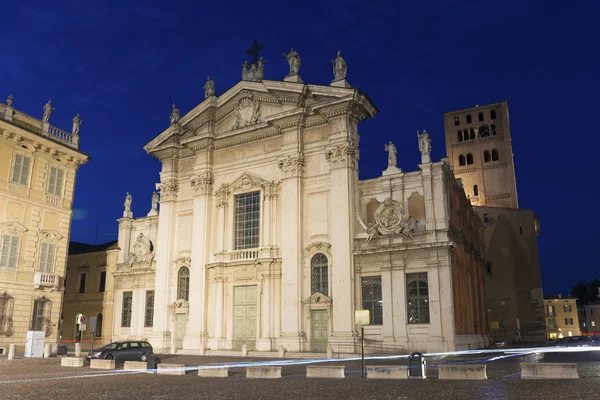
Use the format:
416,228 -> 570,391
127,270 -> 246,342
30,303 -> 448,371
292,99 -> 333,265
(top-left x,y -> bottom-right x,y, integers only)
110,51 -> 487,354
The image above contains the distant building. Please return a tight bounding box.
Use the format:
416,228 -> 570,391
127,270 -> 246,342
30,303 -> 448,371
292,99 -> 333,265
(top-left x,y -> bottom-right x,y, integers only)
444,101 -> 545,344
544,295 -> 580,339
583,302 -> 600,335
61,241 -> 118,348
0,97 -> 88,349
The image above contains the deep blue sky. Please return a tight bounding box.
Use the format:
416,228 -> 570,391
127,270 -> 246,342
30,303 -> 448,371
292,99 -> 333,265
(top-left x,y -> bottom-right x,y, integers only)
2,1 -> 597,295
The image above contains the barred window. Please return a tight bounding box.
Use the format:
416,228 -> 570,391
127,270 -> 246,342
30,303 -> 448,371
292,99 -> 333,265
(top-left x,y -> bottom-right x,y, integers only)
145,290 -> 155,327
0,235 -> 19,270
121,291 -> 133,327
11,154 -> 31,186
361,276 -> 383,325
95,313 -> 103,337
38,243 -> 56,273
311,253 -> 328,296
407,272 -> 430,324
47,167 -> 65,196
234,191 -> 260,250
177,267 -> 189,301
31,299 -> 48,331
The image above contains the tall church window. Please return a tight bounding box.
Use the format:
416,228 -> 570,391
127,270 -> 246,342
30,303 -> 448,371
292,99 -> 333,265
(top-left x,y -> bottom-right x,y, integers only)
463,130 -> 469,141
311,253 -> 328,296
10,153 -> 31,186
458,155 -> 466,166
95,313 -> 103,337
361,276 -> 383,325
466,154 -> 474,165
473,185 -> 479,197
469,128 -> 475,140
145,290 -> 154,327
406,272 -> 430,324
177,267 -> 190,301
121,291 -> 133,327
491,149 -> 499,161
0,235 -> 19,270
484,151 -> 491,163
457,130 -> 462,142
234,191 -> 261,250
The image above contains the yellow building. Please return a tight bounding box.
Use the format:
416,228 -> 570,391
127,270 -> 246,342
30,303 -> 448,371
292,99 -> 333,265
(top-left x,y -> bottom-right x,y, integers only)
61,241 -> 118,350
0,97 -> 88,349
544,294 -> 580,339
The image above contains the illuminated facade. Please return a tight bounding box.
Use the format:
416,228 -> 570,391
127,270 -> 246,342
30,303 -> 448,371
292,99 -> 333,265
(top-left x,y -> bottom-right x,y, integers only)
544,295 -> 580,339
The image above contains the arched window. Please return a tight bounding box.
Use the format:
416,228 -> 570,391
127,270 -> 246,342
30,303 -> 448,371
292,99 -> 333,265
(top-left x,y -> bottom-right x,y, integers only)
484,151 -> 491,163
466,154 -> 474,165
473,185 -> 479,196
457,130 -> 462,142
458,155 -> 466,166
463,130 -> 469,141
490,124 -> 496,135
177,267 -> 190,301
479,125 -> 490,137
311,253 -> 328,296
95,313 -> 103,337
469,128 -> 475,140
491,149 -> 499,161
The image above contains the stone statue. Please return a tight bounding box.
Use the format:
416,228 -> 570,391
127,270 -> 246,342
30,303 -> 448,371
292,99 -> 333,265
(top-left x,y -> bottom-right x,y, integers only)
170,103 -> 180,125
282,48 -> 300,77
332,50 -> 347,81
242,61 -> 252,80
401,217 -> 416,240
6,95 -> 14,107
124,192 -> 132,218
72,114 -> 82,136
151,191 -> 159,211
366,222 -> 380,244
204,76 -> 215,98
42,100 -> 55,122
417,130 -> 431,155
256,57 -> 266,81
385,141 -> 397,167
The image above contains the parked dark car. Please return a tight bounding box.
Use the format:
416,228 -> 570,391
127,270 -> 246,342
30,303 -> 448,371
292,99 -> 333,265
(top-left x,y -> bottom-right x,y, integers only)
549,336 -> 599,347
85,341 -> 153,361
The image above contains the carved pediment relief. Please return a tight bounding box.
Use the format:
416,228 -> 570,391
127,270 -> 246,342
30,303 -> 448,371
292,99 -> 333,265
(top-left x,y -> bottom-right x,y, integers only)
127,233 -> 155,266
169,299 -> 189,313
303,292 -> 333,305
39,229 -> 62,243
305,242 -> 331,253
0,220 -> 28,235
228,172 -> 271,192
232,90 -> 262,130
174,256 -> 191,267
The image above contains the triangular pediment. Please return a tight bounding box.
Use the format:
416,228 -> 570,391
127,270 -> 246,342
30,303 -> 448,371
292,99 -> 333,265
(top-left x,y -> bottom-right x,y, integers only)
225,172 -> 271,193
0,220 -> 28,235
303,292 -> 332,305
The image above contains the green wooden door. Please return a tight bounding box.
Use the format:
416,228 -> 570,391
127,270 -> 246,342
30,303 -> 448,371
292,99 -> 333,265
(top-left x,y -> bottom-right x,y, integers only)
175,314 -> 186,349
311,310 -> 328,351
233,286 -> 257,350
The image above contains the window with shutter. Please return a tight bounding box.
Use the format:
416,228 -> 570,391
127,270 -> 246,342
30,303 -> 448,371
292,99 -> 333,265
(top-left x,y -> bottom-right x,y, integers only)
38,243 -> 56,273
48,167 -> 65,196
0,235 -> 19,270
11,154 -> 32,186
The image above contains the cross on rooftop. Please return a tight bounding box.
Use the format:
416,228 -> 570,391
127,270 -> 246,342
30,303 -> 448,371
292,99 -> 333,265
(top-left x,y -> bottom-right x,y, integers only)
246,40 -> 264,65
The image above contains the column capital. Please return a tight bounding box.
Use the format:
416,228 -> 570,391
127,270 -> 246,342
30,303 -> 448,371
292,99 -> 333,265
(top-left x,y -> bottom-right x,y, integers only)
191,171 -> 214,195
277,153 -> 305,178
157,179 -> 179,202
215,184 -> 229,208
325,142 -> 358,170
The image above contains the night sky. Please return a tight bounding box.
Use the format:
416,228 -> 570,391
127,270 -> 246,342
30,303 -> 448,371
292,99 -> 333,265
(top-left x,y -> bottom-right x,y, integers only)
2,1 -> 596,295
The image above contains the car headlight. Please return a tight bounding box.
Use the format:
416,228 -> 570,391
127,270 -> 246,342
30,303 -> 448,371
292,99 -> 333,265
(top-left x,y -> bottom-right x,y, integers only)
93,352 -> 102,357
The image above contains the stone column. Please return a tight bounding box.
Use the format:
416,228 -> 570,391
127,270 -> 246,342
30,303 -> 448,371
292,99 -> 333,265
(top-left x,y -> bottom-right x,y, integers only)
262,190 -> 271,248
184,171 -> 213,351
391,266 -> 408,343
149,178 -> 179,352
215,185 -> 229,254
277,154 -> 305,351
116,218 -> 133,264
257,270 -> 273,351
325,141 -> 359,350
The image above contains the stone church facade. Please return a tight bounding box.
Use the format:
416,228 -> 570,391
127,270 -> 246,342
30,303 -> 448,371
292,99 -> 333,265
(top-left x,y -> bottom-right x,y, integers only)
112,77 -> 487,354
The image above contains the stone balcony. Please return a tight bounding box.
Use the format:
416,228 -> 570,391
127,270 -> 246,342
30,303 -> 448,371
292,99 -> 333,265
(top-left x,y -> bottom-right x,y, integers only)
33,272 -> 61,290
213,247 -> 280,264
0,102 -> 79,150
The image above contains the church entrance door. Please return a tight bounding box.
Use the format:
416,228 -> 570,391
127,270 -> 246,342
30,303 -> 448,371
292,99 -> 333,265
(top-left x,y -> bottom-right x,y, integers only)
311,310 -> 328,352
175,314 -> 186,349
233,285 -> 257,350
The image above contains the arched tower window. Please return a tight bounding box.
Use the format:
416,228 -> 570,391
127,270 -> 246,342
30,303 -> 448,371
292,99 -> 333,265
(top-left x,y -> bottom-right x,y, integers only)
177,267 -> 190,301
95,313 -> 103,337
457,130 -> 462,142
490,124 -> 497,135
484,151 -> 491,163
311,253 -> 328,296
491,149 -> 499,161
469,128 -> 475,140
466,153 -> 474,165
463,130 -> 469,141
473,185 -> 479,196
458,155 -> 466,166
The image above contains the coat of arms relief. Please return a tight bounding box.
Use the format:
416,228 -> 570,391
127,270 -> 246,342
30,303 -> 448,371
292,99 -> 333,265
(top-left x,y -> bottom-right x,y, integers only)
358,198 -> 416,243
232,90 -> 261,130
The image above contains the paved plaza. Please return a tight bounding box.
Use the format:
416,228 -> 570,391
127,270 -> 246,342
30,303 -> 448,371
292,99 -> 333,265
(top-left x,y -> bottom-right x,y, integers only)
1,351 -> 600,399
